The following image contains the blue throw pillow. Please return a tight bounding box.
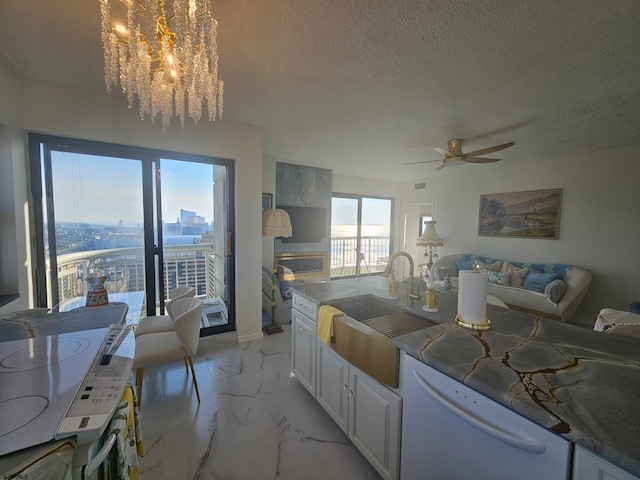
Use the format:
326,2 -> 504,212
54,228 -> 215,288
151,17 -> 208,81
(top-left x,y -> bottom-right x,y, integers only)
279,280 -> 293,299
523,270 -> 560,293
454,259 -> 475,273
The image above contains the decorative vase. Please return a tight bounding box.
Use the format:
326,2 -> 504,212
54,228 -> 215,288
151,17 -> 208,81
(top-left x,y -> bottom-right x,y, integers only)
85,275 -> 109,307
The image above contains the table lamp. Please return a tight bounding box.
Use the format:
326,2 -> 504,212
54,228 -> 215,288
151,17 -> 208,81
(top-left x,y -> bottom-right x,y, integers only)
416,220 -> 444,273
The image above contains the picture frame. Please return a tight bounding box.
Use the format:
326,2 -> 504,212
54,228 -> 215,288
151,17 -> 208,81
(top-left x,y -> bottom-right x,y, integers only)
262,193 -> 273,212
478,189 -> 562,239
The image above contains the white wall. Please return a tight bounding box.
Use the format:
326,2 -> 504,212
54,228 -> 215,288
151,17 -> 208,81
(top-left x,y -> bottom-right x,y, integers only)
262,154 -> 277,270
0,73 -> 264,342
400,147 -> 640,322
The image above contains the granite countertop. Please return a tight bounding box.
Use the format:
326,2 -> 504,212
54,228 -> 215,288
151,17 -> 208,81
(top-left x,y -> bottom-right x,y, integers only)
295,277 -> 640,477
392,294 -> 640,477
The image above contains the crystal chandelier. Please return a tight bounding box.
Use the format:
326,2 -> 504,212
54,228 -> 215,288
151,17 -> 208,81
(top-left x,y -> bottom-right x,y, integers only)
100,0 -> 224,130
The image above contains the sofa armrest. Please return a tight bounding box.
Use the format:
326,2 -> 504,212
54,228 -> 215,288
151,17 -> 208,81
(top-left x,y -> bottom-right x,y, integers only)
555,266 -> 593,320
430,254 -> 464,279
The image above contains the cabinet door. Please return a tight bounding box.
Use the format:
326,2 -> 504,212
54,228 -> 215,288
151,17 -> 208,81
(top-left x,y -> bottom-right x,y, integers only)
316,341 -> 349,433
291,309 -> 316,396
349,366 -> 402,480
573,445 -> 640,480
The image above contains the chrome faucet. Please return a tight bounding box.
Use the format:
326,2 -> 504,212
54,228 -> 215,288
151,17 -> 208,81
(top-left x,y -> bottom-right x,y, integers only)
383,251 -> 421,306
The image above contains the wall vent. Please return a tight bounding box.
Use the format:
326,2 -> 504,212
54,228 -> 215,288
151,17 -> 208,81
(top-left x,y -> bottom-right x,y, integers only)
414,183 -> 426,190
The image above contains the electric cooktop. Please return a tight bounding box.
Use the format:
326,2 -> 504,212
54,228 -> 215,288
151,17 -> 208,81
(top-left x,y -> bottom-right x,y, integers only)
0,325 -> 135,456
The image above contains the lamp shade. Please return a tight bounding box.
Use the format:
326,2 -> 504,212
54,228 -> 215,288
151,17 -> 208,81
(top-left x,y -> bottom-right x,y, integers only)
416,220 -> 444,247
262,209 -> 293,238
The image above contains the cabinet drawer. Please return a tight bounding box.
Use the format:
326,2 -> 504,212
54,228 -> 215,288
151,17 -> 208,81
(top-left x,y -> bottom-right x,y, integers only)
292,293 -> 318,319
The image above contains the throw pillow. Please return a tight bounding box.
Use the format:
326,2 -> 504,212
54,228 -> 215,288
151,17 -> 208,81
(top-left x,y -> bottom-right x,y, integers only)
454,259 -> 475,273
544,278 -> 567,305
474,259 -> 502,273
488,271 -> 510,286
523,270 -> 561,293
280,280 -> 293,299
501,262 -> 529,287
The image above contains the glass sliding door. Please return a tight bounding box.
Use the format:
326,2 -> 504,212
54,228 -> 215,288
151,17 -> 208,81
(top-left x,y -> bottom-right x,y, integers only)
40,149 -> 147,325
330,194 -> 393,278
29,134 -> 235,336
157,159 -> 232,334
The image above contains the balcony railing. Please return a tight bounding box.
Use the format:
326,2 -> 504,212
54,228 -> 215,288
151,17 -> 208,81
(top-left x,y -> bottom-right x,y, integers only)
51,244 -> 216,320
330,235 -> 390,277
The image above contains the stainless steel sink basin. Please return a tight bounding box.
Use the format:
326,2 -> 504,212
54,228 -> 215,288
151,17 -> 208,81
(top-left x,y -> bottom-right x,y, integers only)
326,295 -> 436,387
328,294 -> 405,321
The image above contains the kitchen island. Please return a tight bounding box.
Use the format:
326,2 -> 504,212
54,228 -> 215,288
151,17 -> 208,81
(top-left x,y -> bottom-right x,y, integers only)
294,276 -> 640,478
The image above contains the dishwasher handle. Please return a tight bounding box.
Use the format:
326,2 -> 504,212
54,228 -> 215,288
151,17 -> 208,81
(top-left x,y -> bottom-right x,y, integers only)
412,369 -> 546,454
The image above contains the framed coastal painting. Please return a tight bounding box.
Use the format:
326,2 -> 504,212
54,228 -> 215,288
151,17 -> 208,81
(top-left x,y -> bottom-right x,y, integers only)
478,189 -> 562,239
262,193 -> 273,212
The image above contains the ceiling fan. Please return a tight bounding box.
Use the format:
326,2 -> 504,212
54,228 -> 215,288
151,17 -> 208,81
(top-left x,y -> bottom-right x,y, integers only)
406,138 -> 514,170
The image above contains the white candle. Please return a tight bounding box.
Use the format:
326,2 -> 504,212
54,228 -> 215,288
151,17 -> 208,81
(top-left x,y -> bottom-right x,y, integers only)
457,270 -> 488,325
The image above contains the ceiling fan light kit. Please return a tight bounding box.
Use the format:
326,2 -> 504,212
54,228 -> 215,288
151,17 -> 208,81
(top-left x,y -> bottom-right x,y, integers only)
406,138 -> 515,170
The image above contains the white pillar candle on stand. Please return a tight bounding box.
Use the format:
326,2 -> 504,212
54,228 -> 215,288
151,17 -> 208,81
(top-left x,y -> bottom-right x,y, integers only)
457,270 -> 488,325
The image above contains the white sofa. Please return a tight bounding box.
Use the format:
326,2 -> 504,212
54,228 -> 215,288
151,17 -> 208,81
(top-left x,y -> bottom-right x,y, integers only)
431,254 -> 592,322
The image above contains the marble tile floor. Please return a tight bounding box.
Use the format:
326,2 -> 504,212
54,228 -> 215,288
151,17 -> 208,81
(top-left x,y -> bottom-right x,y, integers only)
137,324 -> 382,480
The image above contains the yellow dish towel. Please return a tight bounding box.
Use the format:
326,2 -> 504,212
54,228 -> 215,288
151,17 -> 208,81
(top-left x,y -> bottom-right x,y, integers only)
317,305 -> 344,345
106,385 -> 145,480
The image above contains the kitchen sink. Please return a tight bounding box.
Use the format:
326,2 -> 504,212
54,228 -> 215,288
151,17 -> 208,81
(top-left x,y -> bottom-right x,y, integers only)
328,294 -> 405,322
328,294 -> 436,338
326,295 -> 437,387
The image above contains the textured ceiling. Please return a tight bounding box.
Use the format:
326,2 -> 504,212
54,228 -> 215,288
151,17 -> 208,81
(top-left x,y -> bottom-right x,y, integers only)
1,0 -> 639,182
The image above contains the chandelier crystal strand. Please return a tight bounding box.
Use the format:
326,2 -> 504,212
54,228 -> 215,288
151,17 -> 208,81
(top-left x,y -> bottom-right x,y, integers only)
100,0 -> 223,130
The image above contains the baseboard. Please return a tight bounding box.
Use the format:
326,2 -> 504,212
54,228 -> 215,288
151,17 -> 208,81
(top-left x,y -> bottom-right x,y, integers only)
237,331 -> 264,343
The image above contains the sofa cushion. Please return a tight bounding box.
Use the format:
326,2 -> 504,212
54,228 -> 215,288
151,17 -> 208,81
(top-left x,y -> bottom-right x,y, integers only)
523,270 -> 561,293
509,261 -> 570,278
501,262 -> 529,287
488,271 -> 510,286
454,259 -> 475,272
544,278 -> 567,304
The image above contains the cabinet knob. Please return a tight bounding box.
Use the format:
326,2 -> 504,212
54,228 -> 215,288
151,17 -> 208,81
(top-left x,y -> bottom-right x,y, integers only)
343,384 -> 348,391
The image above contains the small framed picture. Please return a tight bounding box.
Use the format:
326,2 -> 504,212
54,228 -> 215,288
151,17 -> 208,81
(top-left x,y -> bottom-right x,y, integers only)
262,193 -> 273,211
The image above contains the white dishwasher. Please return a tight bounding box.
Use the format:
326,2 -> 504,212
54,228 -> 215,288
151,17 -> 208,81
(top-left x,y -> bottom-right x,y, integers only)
401,354 -> 571,480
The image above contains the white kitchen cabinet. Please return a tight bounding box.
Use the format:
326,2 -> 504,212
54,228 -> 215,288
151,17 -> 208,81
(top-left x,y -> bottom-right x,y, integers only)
573,445 -> 640,480
291,293 -> 317,396
316,340 -> 402,480
316,340 -> 350,432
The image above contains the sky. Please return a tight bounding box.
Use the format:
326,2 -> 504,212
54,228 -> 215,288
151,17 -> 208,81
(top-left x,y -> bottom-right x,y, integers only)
50,152 -> 215,225
331,197 -> 391,237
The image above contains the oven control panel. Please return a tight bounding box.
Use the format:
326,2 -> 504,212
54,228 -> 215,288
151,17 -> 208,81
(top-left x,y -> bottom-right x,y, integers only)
57,325 -> 135,440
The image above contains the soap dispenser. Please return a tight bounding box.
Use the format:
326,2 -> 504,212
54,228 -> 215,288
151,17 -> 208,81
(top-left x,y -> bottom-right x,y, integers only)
388,272 -> 398,298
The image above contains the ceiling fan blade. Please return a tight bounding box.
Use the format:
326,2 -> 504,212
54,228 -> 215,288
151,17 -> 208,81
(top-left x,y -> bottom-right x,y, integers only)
434,147 -> 456,158
403,158 -> 444,165
463,142 -> 514,158
436,163 -> 446,170
464,157 -> 501,163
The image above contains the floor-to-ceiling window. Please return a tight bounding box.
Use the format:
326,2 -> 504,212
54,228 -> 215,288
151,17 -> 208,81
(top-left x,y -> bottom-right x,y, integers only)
330,194 -> 393,278
28,134 -> 235,336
